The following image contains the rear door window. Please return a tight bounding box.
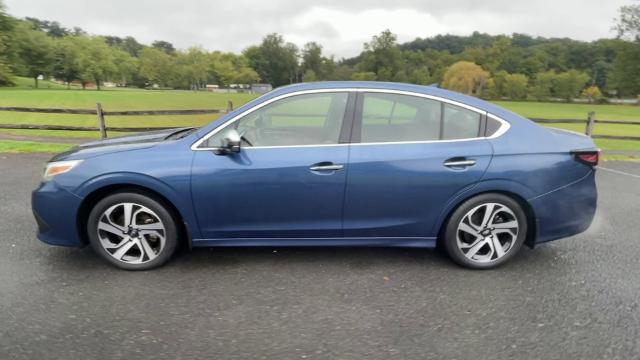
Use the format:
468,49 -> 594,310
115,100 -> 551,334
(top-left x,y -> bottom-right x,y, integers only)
360,93 -> 441,142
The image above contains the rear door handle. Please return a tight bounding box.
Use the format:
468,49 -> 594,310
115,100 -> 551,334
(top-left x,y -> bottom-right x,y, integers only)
444,159 -> 476,168
310,163 -> 344,172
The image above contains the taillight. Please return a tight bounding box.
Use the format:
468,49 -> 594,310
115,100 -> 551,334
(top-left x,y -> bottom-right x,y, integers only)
571,149 -> 600,167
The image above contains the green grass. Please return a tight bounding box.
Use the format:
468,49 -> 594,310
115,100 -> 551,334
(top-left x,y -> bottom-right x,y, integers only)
601,154 -> 640,162
494,101 -> 640,121
593,138 -> 640,151
0,140 -> 73,153
539,122 -> 640,138
0,86 -> 257,109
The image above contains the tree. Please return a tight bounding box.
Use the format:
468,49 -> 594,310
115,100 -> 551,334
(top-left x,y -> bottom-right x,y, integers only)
106,35 -> 144,57
351,72 -> 376,81
332,65 -> 354,81
581,85 -> 603,103
529,71 -> 556,100
502,73 -> 529,100
608,41 -> 640,96
554,70 -> 589,101
614,2 -> 640,40
139,47 -> 175,87
208,52 -> 259,87
299,42 -> 338,81
24,17 -> 70,37
75,36 -> 118,90
243,33 -> 298,87
233,65 -> 260,85
441,61 -> 489,96
52,36 -> 82,88
302,69 -> 317,82
175,47 -> 209,89
359,29 -> 404,81
591,60 -> 613,90
0,0 -> 15,85
152,40 -> 176,55
13,21 -> 55,88
121,36 -> 144,57
301,42 -> 322,76
112,49 -> 138,86
409,67 -> 432,85
490,70 -> 509,98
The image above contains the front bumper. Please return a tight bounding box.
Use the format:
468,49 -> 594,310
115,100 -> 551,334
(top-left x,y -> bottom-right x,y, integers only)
31,180 -> 84,247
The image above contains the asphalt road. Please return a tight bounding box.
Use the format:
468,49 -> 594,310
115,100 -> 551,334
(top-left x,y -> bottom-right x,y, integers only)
1,154 -> 639,360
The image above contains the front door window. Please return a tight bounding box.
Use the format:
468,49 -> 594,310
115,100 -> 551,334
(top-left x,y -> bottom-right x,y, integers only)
206,92 -> 349,148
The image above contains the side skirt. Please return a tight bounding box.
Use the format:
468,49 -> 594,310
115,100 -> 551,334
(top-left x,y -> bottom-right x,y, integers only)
191,237 -> 437,248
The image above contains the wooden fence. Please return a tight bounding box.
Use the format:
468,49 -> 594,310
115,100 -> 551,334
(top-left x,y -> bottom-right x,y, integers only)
0,101 -> 234,140
0,104 -> 638,141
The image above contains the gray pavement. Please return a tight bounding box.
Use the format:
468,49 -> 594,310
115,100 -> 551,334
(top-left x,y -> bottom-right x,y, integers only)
1,153 -> 639,360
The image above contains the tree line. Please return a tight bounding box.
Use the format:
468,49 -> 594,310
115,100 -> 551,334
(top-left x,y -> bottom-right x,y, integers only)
0,0 -> 639,100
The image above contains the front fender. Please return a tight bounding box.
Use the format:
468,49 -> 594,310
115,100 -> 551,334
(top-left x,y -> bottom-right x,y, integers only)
73,172 -> 201,239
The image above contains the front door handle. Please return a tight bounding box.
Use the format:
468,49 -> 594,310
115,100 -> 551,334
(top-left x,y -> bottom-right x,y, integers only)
444,159 -> 476,168
310,163 -> 344,172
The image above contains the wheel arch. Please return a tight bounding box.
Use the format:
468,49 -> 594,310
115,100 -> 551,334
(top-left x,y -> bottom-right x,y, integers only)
434,185 -> 538,249
76,182 -> 195,248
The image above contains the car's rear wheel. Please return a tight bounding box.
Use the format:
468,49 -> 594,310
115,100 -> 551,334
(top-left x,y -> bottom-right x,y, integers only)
87,191 -> 178,270
443,193 -> 527,269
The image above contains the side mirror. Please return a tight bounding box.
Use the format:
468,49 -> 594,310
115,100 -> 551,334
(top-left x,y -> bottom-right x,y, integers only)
214,129 -> 241,155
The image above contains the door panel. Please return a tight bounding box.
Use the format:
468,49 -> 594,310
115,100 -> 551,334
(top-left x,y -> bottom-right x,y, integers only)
192,146 -> 349,239
344,91 -> 493,238
343,140 -> 493,238
191,91 -> 354,239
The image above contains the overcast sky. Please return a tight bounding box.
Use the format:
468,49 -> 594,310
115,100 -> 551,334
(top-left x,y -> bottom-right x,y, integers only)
4,0 -> 630,58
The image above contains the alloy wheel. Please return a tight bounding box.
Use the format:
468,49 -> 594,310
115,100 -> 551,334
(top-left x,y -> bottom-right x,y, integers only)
456,202 -> 519,263
96,202 -> 166,264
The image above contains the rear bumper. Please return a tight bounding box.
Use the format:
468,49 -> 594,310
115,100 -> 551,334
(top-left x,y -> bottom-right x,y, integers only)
530,169 -> 597,244
31,180 -> 84,247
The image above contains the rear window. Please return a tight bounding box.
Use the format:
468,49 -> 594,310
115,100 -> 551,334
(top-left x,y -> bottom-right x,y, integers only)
442,104 -> 481,140
360,93 -> 441,143
485,116 -> 502,137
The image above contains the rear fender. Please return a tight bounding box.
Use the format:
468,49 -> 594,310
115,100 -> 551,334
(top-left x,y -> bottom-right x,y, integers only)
430,178 -> 537,240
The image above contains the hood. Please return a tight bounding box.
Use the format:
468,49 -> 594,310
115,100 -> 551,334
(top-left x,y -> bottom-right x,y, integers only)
50,127 -> 194,162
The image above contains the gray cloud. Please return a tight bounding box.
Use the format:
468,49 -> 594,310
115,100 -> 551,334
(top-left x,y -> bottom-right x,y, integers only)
4,0 -> 629,58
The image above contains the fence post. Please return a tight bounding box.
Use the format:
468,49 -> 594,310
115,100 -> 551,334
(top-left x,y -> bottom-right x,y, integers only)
585,111 -> 595,137
96,102 -> 107,140
227,100 -> 233,112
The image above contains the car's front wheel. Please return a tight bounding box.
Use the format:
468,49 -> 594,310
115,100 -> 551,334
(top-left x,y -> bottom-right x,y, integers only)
87,191 -> 179,270
443,193 -> 527,269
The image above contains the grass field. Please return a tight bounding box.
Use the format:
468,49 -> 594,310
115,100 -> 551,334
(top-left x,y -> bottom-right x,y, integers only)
0,81 -> 638,157
0,140 -> 73,153
494,101 -> 640,121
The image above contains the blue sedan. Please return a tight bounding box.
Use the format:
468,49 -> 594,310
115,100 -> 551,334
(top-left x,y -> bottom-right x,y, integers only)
32,81 -> 598,270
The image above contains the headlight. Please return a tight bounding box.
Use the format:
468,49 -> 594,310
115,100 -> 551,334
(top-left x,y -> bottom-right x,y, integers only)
43,160 -> 83,181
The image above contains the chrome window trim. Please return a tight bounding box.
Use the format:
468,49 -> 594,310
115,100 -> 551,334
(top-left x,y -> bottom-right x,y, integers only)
191,88 -> 511,151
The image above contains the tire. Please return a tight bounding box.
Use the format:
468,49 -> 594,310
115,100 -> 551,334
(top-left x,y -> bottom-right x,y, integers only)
443,193 -> 527,269
87,191 -> 179,270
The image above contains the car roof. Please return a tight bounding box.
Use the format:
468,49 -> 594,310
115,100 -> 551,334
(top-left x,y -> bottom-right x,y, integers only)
266,81 -> 523,122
